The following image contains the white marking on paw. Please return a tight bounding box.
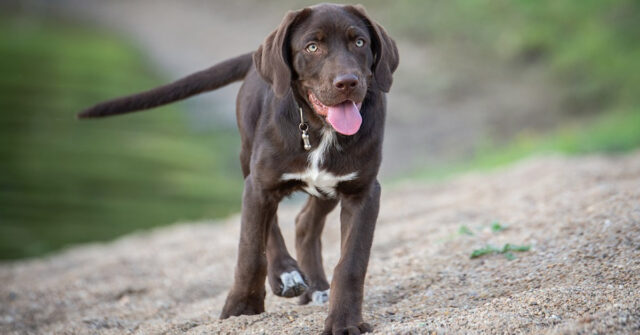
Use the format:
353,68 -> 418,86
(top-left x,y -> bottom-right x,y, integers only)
281,128 -> 357,198
312,289 -> 330,305
280,271 -> 306,294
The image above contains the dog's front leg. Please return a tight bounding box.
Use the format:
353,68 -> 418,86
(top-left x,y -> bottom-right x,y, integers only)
323,181 -> 380,335
220,177 -> 278,318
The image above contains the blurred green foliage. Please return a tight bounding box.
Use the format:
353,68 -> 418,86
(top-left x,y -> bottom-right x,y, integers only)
0,16 -> 242,259
386,0 -> 640,112
385,0 -> 640,179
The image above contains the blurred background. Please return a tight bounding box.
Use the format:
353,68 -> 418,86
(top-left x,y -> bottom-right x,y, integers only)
1,0 -> 638,260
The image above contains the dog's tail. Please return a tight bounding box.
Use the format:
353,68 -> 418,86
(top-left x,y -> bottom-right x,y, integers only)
78,52 -> 254,118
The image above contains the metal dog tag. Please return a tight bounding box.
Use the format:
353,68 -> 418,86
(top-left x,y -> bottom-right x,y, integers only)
300,123 -> 311,151
298,107 -> 311,151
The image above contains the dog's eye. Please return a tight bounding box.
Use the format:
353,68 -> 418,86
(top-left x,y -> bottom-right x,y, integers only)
306,43 -> 319,53
355,39 -> 365,48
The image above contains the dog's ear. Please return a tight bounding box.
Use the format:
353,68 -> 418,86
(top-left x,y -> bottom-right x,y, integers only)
345,5 -> 399,92
254,8 -> 311,97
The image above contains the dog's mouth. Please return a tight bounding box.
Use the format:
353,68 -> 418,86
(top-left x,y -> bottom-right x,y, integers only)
308,92 -> 363,136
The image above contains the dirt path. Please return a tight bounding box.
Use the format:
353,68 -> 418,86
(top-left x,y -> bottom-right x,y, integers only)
2,152 -> 639,334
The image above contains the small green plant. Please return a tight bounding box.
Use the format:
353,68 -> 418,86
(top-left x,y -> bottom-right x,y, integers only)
503,243 -> 531,252
490,221 -> 508,233
503,252 -> 517,261
470,243 -> 531,260
458,225 -> 475,236
470,245 -> 501,258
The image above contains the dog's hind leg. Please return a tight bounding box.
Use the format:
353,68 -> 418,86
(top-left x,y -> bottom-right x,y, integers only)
266,218 -> 308,298
295,196 -> 338,305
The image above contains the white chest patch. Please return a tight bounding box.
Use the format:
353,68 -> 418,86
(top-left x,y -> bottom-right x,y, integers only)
281,129 -> 357,198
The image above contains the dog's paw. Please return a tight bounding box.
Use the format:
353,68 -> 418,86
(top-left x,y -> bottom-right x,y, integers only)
312,289 -> 330,304
321,322 -> 372,335
275,270 -> 308,298
298,287 -> 330,305
219,290 -> 265,319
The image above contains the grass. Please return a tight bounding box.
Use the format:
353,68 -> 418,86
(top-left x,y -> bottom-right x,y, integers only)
454,223 -> 529,260
470,244 -> 531,260
0,15 -> 242,260
409,107 -> 640,181
490,222 -> 508,233
457,222 -> 507,236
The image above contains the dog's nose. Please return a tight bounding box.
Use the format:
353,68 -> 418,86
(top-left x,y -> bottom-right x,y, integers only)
333,74 -> 359,91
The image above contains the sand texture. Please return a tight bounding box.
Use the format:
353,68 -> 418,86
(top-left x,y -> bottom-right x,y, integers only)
1,152 -> 639,334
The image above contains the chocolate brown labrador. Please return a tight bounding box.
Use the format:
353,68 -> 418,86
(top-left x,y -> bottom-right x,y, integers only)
79,4 -> 398,334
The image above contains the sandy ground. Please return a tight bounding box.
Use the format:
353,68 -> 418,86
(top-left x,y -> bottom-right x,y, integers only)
1,151 -> 639,334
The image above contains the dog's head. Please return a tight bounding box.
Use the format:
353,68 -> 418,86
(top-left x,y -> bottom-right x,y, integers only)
254,4 -> 398,135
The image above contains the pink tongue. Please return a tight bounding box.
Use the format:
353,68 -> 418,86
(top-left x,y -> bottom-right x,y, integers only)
326,101 -> 362,135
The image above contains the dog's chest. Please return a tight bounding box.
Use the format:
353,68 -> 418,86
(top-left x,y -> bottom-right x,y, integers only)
280,129 -> 357,198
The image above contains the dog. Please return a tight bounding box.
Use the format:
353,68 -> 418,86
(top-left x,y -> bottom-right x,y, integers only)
79,4 -> 398,334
